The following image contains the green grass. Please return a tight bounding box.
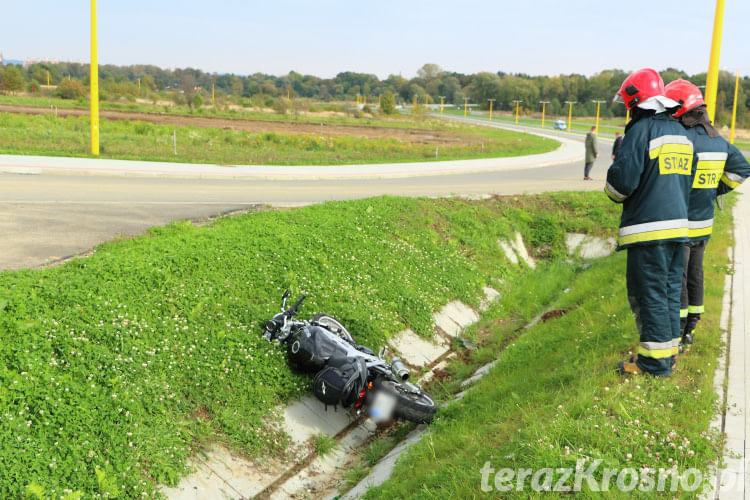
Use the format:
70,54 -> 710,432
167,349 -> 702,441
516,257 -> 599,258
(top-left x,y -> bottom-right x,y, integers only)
359,197 -> 735,499
0,193 -> 621,498
312,433 -> 338,457
0,112 -> 558,165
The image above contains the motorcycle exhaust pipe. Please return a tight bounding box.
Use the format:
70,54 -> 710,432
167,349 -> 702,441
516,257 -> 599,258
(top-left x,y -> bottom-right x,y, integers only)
391,358 -> 410,381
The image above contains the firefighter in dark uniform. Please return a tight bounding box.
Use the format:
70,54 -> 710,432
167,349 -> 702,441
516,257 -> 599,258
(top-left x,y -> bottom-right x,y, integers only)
605,68 -> 693,377
664,79 -> 750,348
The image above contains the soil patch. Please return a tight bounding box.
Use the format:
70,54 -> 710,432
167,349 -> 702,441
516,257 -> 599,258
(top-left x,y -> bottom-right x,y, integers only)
0,103 -> 477,145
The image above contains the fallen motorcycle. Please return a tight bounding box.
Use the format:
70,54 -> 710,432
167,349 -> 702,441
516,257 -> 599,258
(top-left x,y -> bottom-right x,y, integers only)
263,291 -> 436,424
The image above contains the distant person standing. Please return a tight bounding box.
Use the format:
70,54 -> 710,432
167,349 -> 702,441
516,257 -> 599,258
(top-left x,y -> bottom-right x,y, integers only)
612,131 -> 623,160
584,126 -> 599,180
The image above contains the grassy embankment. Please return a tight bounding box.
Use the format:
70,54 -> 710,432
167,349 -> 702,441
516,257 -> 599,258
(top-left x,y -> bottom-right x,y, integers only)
359,198 -> 735,499
0,110 -> 557,165
0,193 -> 623,499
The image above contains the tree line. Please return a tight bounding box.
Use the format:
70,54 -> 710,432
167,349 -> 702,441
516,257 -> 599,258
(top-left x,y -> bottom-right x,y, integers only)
0,61 -> 748,126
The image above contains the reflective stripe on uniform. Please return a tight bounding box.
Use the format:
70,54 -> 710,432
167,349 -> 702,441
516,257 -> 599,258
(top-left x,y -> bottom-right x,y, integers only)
638,340 -> 678,359
604,182 -> 627,202
618,219 -> 688,246
680,308 -> 688,318
648,135 -> 693,156
697,151 -> 728,162
721,171 -> 747,189
688,305 -> 704,314
688,218 -> 714,238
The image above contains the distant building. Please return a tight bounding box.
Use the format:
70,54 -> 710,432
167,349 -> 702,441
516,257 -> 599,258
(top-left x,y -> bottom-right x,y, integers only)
24,58 -> 60,68
0,53 -> 4,65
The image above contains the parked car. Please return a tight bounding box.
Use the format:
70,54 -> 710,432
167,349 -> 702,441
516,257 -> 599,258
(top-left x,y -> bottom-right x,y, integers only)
553,119 -> 567,130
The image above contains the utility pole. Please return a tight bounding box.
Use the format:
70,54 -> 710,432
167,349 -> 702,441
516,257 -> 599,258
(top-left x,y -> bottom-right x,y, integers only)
592,100 -> 606,135
539,101 -> 550,128
439,95 -> 445,114
705,0 -> 725,123
730,71 -> 739,143
90,0 -> 99,155
464,97 -> 469,118
564,101 -> 577,132
512,100 -> 523,124
487,99 -> 496,121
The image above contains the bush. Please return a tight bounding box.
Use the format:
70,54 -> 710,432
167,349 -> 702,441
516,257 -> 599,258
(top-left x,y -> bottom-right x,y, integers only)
273,97 -> 292,114
57,79 -> 87,100
381,92 -> 396,115
193,94 -> 203,108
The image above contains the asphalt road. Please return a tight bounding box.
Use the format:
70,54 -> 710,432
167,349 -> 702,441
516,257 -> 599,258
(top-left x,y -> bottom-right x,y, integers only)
0,123 -> 612,272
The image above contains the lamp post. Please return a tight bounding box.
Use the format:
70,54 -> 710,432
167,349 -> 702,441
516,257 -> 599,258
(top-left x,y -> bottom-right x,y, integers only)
439,95 -> 445,115
464,97 -> 469,118
539,101 -> 550,128
705,0 -> 726,123
487,99 -> 496,121
592,100 -> 606,135
730,71 -> 739,144
512,100 -> 523,124
564,101 -> 577,132
90,0 -> 99,155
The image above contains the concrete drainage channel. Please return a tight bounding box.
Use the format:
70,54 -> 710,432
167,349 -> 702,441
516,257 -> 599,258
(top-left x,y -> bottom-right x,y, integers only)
161,232 -> 615,500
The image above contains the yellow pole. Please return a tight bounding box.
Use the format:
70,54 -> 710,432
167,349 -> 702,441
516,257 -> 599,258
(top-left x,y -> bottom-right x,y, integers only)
705,0 -> 726,124
138,78 -> 140,89
540,101 -> 549,128
47,71 -> 50,86
730,71 -> 739,144
488,99 -> 495,121
212,83 -> 215,106
440,96 -> 444,114
564,101 -> 576,132
364,95 -> 366,106
90,0 -> 99,155
592,100 -> 606,135
464,97 -> 468,118
515,101 -> 519,123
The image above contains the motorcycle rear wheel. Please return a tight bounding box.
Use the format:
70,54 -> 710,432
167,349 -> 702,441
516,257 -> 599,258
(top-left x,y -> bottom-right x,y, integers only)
377,379 -> 436,424
311,313 -> 354,343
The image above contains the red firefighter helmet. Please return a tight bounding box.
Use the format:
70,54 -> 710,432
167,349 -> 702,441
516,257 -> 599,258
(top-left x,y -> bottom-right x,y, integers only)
614,68 -> 665,110
663,79 -> 705,117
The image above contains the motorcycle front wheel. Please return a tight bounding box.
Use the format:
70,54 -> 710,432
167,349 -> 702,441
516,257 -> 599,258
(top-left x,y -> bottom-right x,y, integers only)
377,379 -> 437,424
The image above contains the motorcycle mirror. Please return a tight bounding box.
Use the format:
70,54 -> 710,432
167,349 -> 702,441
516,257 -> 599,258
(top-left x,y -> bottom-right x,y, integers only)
281,290 -> 290,309
378,346 -> 387,359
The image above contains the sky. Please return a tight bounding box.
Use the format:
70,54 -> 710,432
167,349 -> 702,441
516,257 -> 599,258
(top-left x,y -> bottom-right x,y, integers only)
3,0 -> 750,79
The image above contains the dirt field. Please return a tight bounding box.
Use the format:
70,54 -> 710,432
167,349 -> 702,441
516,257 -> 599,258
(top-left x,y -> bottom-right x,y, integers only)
0,104 -> 476,145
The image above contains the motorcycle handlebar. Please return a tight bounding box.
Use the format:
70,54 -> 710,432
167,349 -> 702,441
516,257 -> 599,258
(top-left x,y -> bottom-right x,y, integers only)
287,295 -> 306,316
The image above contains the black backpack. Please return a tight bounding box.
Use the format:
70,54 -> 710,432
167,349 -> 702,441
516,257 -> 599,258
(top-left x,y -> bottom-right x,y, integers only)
312,354 -> 367,408
287,325 -> 343,372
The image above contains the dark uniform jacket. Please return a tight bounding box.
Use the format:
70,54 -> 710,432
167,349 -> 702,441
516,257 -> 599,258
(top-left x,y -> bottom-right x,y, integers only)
605,112 -> 693,249
684,125 -> 750,241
